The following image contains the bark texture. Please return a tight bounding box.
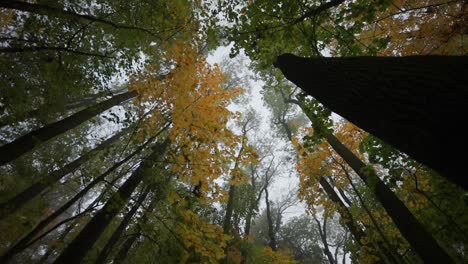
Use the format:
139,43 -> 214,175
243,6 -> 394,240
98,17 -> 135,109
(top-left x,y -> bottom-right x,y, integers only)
274,54 -> 468,190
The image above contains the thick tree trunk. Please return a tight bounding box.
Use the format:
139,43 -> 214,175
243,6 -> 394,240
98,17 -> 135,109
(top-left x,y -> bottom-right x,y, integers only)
52,139 -> 168,264
0,133 -> 159,263
0,128 -> 128,219
0,90 -> 137,166
94,188 -> 150,264
324,133 -> 454,263
264,188 -> 277,251
274,54 -> 468,190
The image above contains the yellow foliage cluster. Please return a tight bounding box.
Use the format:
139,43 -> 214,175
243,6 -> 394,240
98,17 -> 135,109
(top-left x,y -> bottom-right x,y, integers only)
176,206 -> 228,263
361,0 -> 466,55
130,40 -> 246,202
256,247 -> 297,264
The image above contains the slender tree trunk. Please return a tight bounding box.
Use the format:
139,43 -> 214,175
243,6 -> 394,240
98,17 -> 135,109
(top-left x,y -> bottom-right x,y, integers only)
223,184 -> 237,235
52,139 -> 168,264
324,133 -> 454,263
94,188 -> 150,264
0,90 -> 137,166
0,1 -> 159,38
264,188 -> 277,251
112,196 -> 159,264
0,132 -> 160,263
274,54 -> 468,190
0,128 -> 128,220
38,222 -> 74,264
314,215 -> 335,264
319,177 -> 364,245
0,91 -> 108,129
337,161 -> 404,264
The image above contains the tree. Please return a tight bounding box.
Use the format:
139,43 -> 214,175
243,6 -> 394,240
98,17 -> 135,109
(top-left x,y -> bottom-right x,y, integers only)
52,139 -> 169,264
273,53 -> 468,191
0,90 -> 137,166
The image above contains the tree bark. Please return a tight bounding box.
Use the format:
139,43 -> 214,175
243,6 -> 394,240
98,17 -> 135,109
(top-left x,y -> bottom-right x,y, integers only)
264,187 -> 277,251
111,196 -> 159,264
324,133 -> 454,263
0,1 -> 160,38
52,139 -> 168,264
0,128 -> 128,220
0,132 -> 160,263
94,188 -> 150,264
0,90 -> 137,166
274,54 -> 468,190
314,215 -> 335,264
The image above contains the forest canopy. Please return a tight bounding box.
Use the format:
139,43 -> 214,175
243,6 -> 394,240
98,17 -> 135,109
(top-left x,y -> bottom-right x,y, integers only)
0,1 -> 466,264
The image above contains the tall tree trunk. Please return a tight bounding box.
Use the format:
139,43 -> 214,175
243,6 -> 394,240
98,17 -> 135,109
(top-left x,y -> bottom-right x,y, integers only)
52,139 -> 168,264
336,161 -> 404,264
0,131 -> 161,263
223,184 -> 237,235
274,54 -> 468,190
0,90 -> 137,166
0,128 -> 128,220
0,90 -> 115,129
264,188 -> 277,251
320,176 -> 395,264
0,1 -> 159,38
314,215 -> 335,264
324,133 -> 454,263
111,196 -> 159,264
94,188 -> 150,264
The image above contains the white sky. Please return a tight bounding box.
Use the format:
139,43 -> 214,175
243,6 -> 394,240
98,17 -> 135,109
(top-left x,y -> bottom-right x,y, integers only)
207,45 -> 307,221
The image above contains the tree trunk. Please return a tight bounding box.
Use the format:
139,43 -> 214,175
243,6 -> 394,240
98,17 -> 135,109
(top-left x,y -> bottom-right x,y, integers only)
324,133 -> 454,263
0,128 -> 128,220
337,161 -> 404,264
0,90 -> 137,166
223,184 -> 237,235
314,215 -> 335,264
52,139 -> 168,264
0,91 -> 110,129
0,1 -> 159,38
319,177 -> 364,246
274,54 -> 468,190
264,188 -> 277,251
112,197 -> 159,264
0,132 -> 160,263
94,188 -> 150,264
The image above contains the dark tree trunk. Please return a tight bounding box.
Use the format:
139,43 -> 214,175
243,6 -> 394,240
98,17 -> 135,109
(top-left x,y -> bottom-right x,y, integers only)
223,184 -> 236,235
94,188 -> 150,264
0,133 -> 159,263
0,90 -> 137,166
0,128 -> 128,220
274,54 -> 468,190
52,139 -> 168,264
112,197 -> 159,264
0,1 -> 159,38
319,177 -> 364,246
264,188 -> 277,251
321,177 -> 397,264
324,133 -> 454,263
337,162 -> 404,264
314,216 -> 335,264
